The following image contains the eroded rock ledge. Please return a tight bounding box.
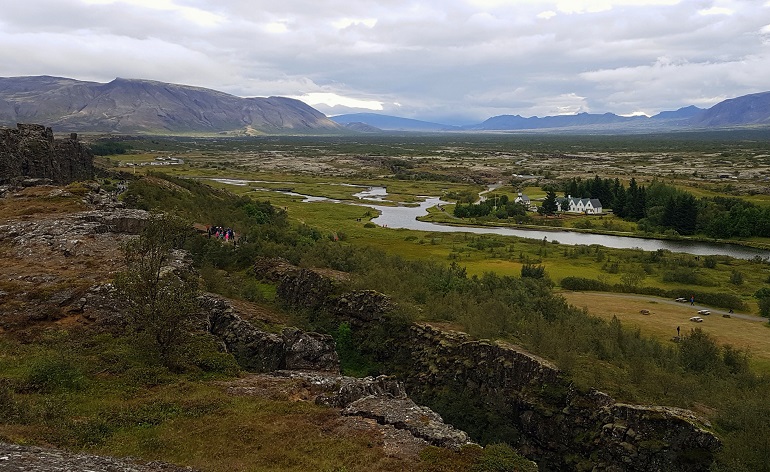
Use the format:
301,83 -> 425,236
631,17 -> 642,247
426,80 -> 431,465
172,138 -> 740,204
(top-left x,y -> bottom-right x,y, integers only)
256,257 -> 722,472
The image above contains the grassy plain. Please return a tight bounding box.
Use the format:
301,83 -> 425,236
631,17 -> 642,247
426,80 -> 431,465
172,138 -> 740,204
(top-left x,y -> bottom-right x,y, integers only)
101,133 -> 770,369
561,291 -> 770,370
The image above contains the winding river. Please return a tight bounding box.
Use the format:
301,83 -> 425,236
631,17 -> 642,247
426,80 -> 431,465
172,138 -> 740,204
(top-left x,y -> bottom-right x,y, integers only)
211,179 -> 770,260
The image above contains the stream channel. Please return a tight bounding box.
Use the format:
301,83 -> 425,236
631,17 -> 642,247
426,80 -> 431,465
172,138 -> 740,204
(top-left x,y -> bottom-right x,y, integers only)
211,179 -> 770,260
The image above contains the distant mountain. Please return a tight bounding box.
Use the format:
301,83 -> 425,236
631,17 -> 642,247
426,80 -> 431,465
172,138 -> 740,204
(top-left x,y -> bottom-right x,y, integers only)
0,76 -> 342,134
465,112 -> 645,131
690,91 -> 770,127
340,121 -> 383,133
331,113 -> 457,131
651,105 -> 704,121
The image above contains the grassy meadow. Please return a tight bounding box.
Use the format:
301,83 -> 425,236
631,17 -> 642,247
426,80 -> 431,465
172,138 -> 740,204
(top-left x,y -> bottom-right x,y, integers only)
74,133 -> 770,470
107,137 -> 770,376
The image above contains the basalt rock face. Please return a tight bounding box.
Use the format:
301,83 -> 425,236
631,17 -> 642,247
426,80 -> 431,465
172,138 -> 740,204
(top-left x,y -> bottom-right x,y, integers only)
0,123 -> 93,185
263,258 -> 722,472
201,294 -> 340,373
256,257 -> 391,328
408,324 -> 721,471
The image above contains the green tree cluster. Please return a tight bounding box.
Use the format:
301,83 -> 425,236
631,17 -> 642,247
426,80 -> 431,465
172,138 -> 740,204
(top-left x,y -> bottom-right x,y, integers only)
454,194 -> 529,220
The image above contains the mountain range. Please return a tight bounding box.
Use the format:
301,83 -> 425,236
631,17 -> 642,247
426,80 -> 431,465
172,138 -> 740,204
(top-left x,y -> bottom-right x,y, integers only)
333,93 -> 770,133
1,75 -> 768,135
0,76 -> 340,134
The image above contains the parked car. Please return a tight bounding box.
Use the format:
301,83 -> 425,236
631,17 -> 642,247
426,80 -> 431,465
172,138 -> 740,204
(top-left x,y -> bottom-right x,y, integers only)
675,297 -> 687,302
689,316 -> 704,323
697,309 -> 711,316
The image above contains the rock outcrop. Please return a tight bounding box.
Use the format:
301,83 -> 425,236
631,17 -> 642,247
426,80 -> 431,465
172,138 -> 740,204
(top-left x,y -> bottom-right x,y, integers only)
201,294 -> 340,373
0,123 -> 93,185
408,324 -> 721,471
261,259 -> 722,472
0,441 -> 197,472
202,294 -> 473,452
343,396 -> 472,451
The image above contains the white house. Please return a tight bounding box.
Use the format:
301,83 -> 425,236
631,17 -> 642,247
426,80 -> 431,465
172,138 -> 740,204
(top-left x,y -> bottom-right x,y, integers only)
557,195 -> 603,214
514,192 -> 538,212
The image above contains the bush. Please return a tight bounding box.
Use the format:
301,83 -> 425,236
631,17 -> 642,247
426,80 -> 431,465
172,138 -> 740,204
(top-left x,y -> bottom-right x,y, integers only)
521,264 -> 546,279
679,329 -> 721,373
23,357 -> 85,394
560,277 -> 610,291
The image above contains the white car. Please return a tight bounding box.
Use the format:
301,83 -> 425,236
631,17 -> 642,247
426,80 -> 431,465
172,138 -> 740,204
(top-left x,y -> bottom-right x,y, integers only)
689,316 -> 704,323
697,310 -> 711,316
675,297 -> 687,303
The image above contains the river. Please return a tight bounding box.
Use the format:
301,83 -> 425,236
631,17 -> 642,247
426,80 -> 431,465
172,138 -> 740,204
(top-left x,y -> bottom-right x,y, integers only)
210,179 -> 770,260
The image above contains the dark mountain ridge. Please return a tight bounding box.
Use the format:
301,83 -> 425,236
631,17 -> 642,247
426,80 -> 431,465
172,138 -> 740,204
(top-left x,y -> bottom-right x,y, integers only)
0,76 -> 342,134
333,92 -> 769,133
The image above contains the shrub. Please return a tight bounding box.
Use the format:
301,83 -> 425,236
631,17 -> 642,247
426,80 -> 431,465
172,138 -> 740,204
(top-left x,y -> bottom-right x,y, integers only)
679,329 -> 721,373
23,357 -> 85,394
521,264 -> 546,279
560,277 -> 610,291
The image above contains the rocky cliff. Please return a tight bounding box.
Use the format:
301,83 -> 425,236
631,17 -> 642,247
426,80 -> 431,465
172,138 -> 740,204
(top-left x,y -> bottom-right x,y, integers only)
0,123 -> 93,185
259,258 -> 722,471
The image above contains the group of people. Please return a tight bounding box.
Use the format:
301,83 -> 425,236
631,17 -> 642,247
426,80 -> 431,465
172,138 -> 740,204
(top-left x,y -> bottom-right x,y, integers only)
208,225 -> 236,243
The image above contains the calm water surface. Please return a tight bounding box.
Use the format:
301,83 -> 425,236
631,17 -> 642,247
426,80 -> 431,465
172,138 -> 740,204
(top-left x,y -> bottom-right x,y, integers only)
210,179 -> 770,260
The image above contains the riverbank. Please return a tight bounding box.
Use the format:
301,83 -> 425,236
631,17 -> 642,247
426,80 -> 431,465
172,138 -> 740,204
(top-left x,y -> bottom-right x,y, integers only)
417,205 -> 770,253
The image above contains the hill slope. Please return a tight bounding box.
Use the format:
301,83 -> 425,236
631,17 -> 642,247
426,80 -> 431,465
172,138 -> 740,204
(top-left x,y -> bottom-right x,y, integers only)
691,91 -> 770,127
331,113 -> 457,131
0,76 -> 343,134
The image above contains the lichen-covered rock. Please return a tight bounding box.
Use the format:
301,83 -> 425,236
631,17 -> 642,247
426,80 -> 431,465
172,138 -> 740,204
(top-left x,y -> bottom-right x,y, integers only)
316,375 -> 406,408
0,123 -> 93,185
333,290 -> 393,326
406,322 -> 721,471
266,259 -> 722,471
343,395 -> 473,451
281,327 -> 339,372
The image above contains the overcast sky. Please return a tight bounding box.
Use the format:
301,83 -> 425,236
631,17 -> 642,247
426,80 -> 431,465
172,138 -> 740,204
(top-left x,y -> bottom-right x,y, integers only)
1,0 -> 768,124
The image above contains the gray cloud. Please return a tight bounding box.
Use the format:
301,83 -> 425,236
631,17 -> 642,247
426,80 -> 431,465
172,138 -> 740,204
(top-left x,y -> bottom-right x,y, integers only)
1,0 -> 768,124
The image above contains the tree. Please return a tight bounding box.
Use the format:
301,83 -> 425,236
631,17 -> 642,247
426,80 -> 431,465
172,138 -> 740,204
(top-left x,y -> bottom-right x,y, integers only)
114,213 -> 200,367
620,267 -> 646,289
539,190 -> 558,216
755,288 -> 770,318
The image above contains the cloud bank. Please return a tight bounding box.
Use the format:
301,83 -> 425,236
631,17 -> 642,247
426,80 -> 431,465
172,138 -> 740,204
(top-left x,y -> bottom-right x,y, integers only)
1,0 -> 767,124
